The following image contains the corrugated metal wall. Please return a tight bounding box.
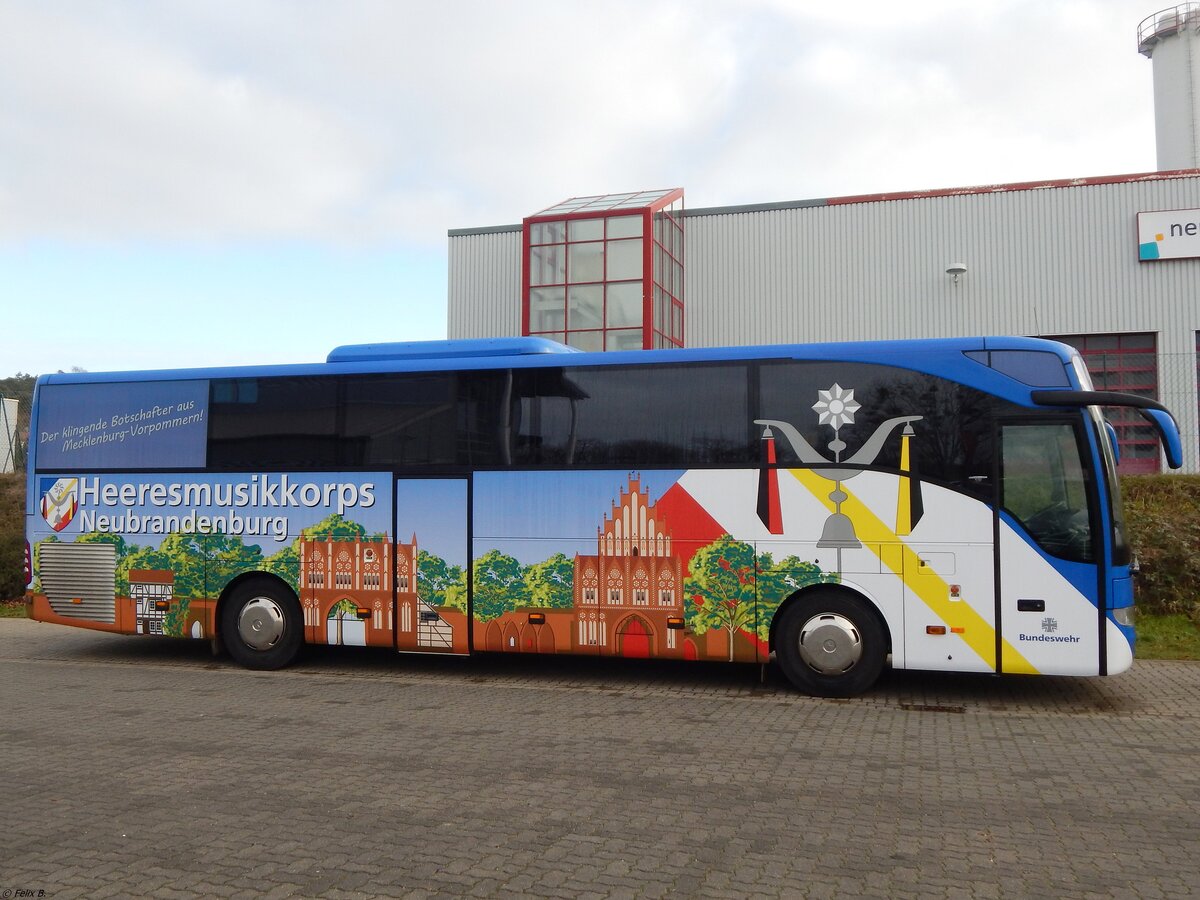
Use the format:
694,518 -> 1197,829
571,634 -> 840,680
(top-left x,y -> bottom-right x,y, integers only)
684,178 -> 1200,348
447,227 -> 522,340
448,175 -> 1200,470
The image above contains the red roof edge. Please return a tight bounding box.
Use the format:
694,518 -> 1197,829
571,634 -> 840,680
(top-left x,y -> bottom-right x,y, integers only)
825,168 -> 1200,206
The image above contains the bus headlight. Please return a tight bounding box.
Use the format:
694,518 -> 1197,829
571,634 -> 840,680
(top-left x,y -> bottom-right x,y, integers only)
1113,605 -> 1136,627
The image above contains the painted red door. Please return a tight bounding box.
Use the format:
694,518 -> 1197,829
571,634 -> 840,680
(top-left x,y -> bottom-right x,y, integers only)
621,618 -> 650,658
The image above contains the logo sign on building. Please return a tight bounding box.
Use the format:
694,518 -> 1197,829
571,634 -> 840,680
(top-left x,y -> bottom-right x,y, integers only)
1138,208 -> 1200,260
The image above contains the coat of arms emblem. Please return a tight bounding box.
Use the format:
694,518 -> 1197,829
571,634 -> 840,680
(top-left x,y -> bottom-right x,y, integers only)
40,477 -> 79,533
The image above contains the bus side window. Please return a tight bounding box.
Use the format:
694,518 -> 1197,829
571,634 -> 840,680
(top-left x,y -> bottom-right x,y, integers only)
209,376 -> 339,469
1000,422 -> 1093,562
566,363 -> 753,466
508,369 -> 582,466
757,359 -> 1000,496
342,374 -> 457,467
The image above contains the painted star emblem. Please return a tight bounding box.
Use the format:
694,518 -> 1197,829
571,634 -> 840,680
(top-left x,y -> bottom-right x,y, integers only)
812,384 -> 861,429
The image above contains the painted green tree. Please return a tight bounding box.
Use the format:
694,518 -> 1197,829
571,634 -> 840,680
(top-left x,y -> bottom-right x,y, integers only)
755,554 -> 839,642
418,550 -> 466,611
442,568 -> 468,613
161,598 -> 194,638
472,549 -> 529,621
74,531 -> 129,557
301,513 -> 377,542
524,552 -> 574,608
684,536 -> 839,657
328,597 -> 360,616
684,535 -> 758,661
206,532 -> 267,589
117,531 -> 264,599
261,542 -> 299,589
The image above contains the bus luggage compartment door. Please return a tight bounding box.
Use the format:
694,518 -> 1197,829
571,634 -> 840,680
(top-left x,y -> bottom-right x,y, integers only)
900,543 -> 997,674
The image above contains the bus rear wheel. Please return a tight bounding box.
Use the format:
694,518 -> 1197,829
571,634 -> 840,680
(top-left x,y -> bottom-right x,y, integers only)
220,579 -> 303,670
775,590 -> 886,697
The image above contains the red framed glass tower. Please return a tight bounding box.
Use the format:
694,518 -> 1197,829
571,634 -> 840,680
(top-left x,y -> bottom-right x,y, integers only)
522,189 -> 684,351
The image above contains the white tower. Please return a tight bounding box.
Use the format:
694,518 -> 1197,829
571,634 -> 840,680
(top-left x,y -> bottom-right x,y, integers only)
1139,4 -> 1200,170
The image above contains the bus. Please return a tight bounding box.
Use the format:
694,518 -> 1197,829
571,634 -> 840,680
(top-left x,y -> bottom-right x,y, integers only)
23,336 -> 1183,696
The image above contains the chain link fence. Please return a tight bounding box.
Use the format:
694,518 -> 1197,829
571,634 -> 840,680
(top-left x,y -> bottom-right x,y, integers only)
1158,351 -> 1200,474
1,376 -> 34,475
1,397 -> 24,474
1061,347 -> 1199,475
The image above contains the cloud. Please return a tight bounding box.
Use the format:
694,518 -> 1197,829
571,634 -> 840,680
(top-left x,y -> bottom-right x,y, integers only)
679,1 -> 1154,202
0,3 -> 373,241
0,0 -> 1158,243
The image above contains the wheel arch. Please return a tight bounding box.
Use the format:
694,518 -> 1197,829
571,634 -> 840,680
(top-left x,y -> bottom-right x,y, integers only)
215,571 -> 302,642
768,582 -> 893,658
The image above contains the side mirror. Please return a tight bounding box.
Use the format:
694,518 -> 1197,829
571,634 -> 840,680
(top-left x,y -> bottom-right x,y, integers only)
1139,408 -> 1183,469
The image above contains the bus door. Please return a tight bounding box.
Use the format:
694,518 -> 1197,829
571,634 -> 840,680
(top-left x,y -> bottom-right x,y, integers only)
995,421 -> 1101,676
394,478 -> 470,655
471,470 -> 600,658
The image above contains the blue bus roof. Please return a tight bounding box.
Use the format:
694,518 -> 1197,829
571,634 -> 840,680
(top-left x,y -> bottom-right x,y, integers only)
34,335 -> 1082,405
326,336 -> 582,363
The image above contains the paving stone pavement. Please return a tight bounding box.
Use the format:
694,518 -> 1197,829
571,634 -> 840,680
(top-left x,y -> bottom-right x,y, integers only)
1,617 -> 1199,899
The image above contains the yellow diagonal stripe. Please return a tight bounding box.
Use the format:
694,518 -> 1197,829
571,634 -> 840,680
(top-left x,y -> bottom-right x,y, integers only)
790,468 -> 1037,674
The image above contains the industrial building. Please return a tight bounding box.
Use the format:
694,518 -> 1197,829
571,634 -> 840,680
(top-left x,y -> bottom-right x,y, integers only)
447,5 -> 1200,474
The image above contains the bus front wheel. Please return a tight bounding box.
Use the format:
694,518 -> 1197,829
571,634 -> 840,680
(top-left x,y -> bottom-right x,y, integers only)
220,579 -> 303,670
775,590 -> 886,697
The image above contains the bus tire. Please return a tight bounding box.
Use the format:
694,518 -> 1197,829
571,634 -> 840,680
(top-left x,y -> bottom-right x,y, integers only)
775,590 -> 886,697
220,579 -> 303,671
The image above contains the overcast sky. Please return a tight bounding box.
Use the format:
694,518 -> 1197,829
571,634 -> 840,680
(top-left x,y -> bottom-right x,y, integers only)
0,0 -> 1164,376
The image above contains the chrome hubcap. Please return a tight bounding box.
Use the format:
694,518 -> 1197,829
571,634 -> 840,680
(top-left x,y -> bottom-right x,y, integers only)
237,597 -> 286,651
797,613 -> 863,674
